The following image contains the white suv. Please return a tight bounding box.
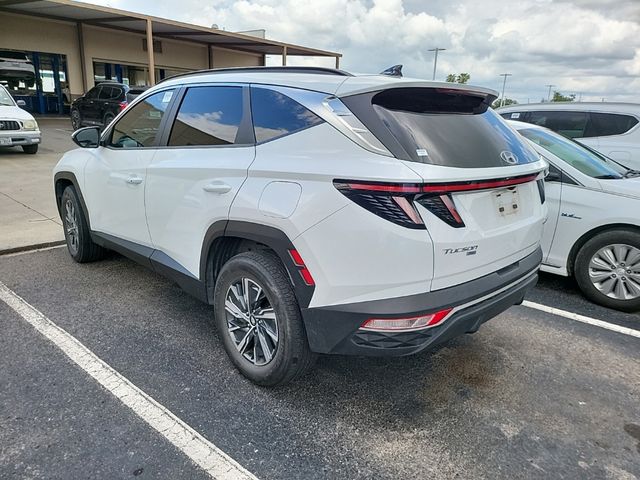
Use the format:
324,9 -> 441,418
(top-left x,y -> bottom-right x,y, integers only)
54,67 -> 547,386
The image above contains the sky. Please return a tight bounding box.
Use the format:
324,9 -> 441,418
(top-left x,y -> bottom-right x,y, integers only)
86,0 -> 640,104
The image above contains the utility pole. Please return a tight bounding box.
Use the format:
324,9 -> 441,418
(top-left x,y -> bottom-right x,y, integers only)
545,84 -> 555,102
428,47 -> 446,80
499,73 -> 512,107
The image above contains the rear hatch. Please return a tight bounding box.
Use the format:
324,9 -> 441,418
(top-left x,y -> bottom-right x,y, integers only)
340,84 -> 547,290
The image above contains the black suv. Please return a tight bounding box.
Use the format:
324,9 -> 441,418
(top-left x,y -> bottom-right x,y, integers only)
70,82 -> 145,130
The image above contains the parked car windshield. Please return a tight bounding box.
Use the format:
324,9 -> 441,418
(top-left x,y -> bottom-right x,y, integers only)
0,87 -> 15,106
519,127 -> 626,179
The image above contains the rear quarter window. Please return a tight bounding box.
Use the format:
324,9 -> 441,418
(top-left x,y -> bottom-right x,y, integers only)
586,112 -> 639,137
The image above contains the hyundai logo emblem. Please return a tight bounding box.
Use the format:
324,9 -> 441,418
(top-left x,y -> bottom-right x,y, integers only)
500,151 -> 518,165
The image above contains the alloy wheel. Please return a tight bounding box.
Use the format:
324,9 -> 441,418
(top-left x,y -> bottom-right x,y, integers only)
64,199 -> 79,255
588,243 -> 640,300
224,278 -> 279,366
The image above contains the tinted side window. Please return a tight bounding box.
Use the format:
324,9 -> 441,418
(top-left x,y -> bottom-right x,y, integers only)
85,86 -> 101,99
586,112 -> 639,137
168,86 -> 243,146
527,111 -> 588,139
109,89 -> 174,148
250,87 -> 323,143
98,86 -> 120,100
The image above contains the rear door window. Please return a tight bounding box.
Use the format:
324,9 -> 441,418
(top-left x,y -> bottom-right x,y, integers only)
168,86 -> 244,146
527,111 -> 588,139
585,112 -> 639,137
250,87 -> 323,143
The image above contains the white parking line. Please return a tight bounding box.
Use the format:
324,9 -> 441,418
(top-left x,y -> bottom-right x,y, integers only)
523,300 -> 640,339
0,282 -> 259,480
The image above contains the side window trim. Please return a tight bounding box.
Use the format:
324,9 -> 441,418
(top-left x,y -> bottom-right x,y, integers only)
102,87 -> 179,150
157,83 -> 254,148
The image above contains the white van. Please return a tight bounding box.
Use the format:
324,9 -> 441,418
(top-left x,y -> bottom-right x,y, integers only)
497,103 -> 640,170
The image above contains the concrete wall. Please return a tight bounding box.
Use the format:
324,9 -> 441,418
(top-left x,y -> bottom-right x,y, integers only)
0,12 -> 264,96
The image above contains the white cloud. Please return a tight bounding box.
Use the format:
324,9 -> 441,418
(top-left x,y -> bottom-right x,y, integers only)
85,0 -> 640,103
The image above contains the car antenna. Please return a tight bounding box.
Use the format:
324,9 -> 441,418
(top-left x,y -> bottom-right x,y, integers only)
380,65 -> 403,77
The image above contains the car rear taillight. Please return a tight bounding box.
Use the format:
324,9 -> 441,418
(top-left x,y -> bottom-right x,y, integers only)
118,101 -> 128,112
360,308 -> 453,332
334,174 -> 538,229
288,249 -> 315,286
333,181 -> 425,229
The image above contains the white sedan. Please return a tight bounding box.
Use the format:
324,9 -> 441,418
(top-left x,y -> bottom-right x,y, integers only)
509,120 -> 640,312
0,84 -> 40,154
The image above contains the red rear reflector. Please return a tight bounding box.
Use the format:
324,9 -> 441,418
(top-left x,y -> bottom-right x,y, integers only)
361,308 -> 453,332
288,249 -> 315,286
422,174 -> 537,194
118,101 -> 128,112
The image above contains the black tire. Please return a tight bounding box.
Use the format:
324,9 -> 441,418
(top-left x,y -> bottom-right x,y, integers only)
22,144 -> 38,154
102,113 -> 115,131
60,186 -> 106,263
574,229 -> 640,312
213,251 -> 315,386
71,109 -> 82,130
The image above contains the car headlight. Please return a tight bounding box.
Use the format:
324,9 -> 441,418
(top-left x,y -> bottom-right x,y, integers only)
22,119 -> 38,130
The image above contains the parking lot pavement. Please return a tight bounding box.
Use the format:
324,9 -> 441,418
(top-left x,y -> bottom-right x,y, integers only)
0,247 -> 639,479
0,118 -> 73,253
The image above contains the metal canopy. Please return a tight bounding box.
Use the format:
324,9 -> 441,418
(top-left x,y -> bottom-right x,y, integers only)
0,0 -> 342,58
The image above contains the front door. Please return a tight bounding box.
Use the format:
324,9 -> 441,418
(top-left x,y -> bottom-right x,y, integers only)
83,88 -> 176,245
145,85 -> 255,277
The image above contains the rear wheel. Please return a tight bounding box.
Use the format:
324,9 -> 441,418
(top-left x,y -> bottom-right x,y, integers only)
22,144 -> 38,154
574,229 -> 640,312
60,186 -> 106,263
71,109 -> 82,130
102,112 -> 115,130
213,251 -> 315,386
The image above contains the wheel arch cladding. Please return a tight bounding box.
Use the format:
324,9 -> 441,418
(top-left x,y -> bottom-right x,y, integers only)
568,223 -> 640,275
53,172 -> 91,228
201,221 -> 315,308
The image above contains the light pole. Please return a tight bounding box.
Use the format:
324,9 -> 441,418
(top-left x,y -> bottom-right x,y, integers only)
499,73 -> 512,107
545,84 -> 555,102
428,47 -> 446,80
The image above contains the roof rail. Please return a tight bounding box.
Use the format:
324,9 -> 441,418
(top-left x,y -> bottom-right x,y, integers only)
158,66 -> 353,84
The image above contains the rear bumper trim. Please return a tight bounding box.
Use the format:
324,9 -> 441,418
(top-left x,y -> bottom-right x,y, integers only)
301,247 -> 541,355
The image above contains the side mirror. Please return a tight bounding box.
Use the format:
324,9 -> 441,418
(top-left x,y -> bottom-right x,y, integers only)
72,126 -> 101,148
16,99 -> 26,107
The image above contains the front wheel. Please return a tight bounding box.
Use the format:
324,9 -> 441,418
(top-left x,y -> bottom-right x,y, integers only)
60,186 -> 106,263
22,144 -> 38,154
71,109 -> 82,130
213,251 -> 315,386
574,229 -> 640,312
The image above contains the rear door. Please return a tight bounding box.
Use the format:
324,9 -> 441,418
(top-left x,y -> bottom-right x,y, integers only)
341,87 -> 547,290
82,86 -> 102,123
145,84 -> 255,278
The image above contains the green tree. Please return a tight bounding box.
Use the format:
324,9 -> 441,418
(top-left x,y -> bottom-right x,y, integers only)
551,91 -> 575,102
445,73 -> 471,84
492,98 -> 518,109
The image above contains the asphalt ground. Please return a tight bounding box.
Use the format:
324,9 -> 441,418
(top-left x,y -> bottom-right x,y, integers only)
0,246 -> 638,479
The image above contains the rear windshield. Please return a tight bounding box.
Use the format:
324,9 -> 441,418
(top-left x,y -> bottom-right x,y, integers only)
369,88 -> 540,167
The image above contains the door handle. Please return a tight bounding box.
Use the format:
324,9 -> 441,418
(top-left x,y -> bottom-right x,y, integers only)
203,181 -> 232,194
126,175 -> 143,185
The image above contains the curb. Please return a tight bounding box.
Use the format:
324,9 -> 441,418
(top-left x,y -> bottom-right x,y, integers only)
0,240 -> 66,256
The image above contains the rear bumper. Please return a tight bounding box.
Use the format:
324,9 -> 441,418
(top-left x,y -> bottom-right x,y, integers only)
302,247 -> 541,356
